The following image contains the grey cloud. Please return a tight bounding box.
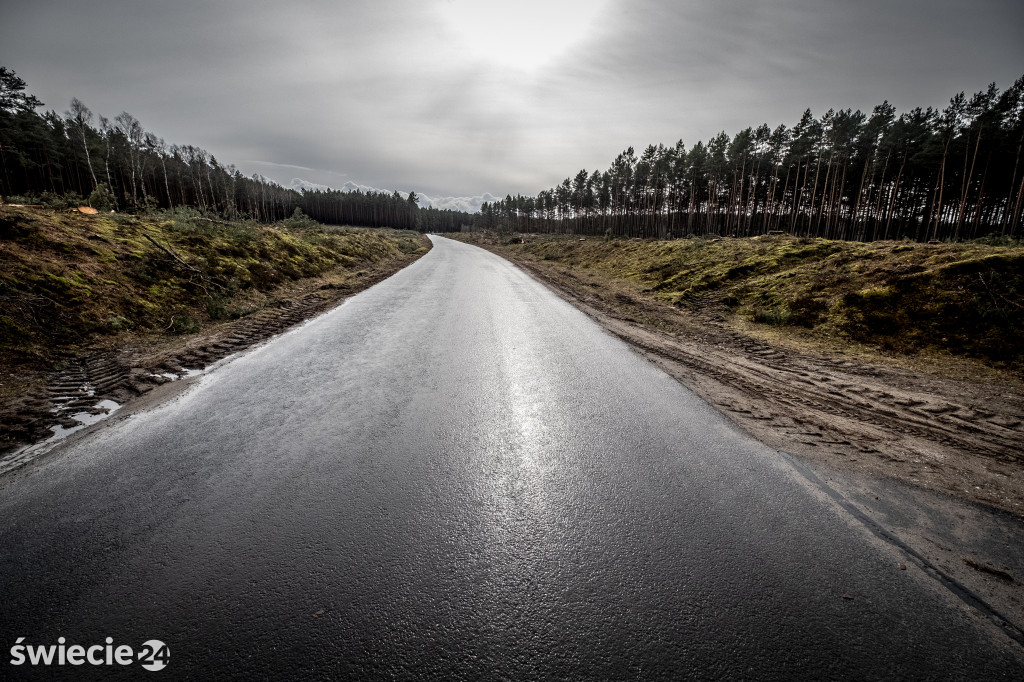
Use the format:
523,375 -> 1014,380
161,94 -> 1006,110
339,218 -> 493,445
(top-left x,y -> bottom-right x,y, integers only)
415,192 -> 501,214
2,0 -> 1021,209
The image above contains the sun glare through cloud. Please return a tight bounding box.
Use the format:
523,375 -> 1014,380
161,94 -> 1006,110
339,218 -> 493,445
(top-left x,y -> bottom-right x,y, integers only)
439,0 -> 610,71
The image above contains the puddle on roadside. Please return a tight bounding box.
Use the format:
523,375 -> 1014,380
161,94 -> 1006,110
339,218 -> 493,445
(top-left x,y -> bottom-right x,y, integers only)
1,399 -> 123,475
48,399 -> 122,439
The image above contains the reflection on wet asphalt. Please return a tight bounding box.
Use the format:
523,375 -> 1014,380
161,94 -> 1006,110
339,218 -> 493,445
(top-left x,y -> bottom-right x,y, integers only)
1,236 -> 1021,679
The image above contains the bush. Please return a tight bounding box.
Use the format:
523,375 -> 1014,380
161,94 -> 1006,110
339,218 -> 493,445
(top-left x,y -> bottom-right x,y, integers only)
41,192 -> 84,210
106,315 -> 130,332
205,296 -> 228,320
169,314 -> 200,334
752,306 -> 794,326
971,232 -> 1023,247
88,183 -> 116,211
1,191 -> 82,209
282,207 -> 318,229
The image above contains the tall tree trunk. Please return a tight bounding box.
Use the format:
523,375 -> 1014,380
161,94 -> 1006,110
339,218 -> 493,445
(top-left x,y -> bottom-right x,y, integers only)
78,127 -> 97,190
815,153 -> 833,235
884,159 -> 905,240
954,131 -> 982,240
806,156 -> 822,236
970,153 -> 991,237
791,160 -> 807,233
161,156 -> 173,210
929,137 -> 952,240
1003,127 -> 1024,235
869,150 -> 891,240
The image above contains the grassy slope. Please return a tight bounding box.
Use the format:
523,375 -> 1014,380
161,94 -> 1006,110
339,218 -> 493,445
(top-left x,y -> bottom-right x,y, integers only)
0,206 -> 427,373
460,232 -> 1024,369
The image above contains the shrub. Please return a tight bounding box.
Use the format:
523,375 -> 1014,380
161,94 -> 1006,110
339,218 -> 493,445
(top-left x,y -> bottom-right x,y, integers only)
88,183 -> 116,211
106,315 -> 130,332
41,192 -> 84,210
169,314 -> 200,334
752,306 -> 794,326
970,232 -> 1022,247
282,207 -> 318,229
205,296 -> 228,320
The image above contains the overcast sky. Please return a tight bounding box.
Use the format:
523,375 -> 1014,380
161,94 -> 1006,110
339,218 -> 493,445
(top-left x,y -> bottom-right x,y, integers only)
2,0 -> 1022,211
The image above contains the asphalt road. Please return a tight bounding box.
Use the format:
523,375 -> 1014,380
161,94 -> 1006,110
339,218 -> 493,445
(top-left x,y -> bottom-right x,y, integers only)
1,236 -> 1021,679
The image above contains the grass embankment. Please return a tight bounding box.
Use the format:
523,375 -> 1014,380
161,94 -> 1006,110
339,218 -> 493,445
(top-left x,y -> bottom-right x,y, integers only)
456,232 -> 1024,369
0,205 -> 427,379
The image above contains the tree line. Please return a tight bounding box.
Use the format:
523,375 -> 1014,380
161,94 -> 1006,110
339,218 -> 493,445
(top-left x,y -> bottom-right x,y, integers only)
0,67 -> 423,230
7,65 -> 1021,242
471,75 -> 1024,242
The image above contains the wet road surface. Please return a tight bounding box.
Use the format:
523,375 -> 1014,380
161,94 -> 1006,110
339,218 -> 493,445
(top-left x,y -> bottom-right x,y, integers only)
2,236 -> 1021,679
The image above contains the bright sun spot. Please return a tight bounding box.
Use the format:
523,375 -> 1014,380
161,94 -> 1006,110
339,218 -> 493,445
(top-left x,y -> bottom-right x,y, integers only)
439,0 -> 610,71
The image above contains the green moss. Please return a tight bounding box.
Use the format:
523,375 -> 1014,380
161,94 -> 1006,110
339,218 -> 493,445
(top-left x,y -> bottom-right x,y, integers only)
0,316 -> 27,343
